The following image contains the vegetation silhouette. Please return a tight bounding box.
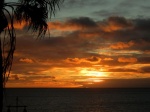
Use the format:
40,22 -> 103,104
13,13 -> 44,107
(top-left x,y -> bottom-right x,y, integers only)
0,0 -> 63,111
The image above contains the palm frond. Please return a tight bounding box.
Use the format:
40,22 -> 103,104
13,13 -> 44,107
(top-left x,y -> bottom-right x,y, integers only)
0,0 -> 63,85
15,0 -> 63,37
0,11 -> 8,33
0,3 -> 16,87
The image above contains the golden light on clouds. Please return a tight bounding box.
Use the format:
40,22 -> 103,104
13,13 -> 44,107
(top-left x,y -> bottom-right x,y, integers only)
110,41 -> 135,49
65,57 -> 102,64
80,69 -> 106,77
8,21 -> 26,29
118,57 -> 137,63
19,58 -> 34,63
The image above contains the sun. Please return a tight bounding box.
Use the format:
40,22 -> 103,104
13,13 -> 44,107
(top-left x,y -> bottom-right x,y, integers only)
80,69 -> 106,77
86,70 -> 104,77
80,68 -> 107,83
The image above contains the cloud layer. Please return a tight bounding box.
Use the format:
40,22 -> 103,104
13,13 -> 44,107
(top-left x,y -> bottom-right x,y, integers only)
6,13 -> 150,88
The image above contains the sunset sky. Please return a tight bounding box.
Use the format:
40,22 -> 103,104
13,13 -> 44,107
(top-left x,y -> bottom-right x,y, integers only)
6,0 -> 150,88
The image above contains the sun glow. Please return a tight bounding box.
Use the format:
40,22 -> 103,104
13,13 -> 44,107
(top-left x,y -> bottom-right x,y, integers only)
80,69 -> 106,77
79,68 -> 107,83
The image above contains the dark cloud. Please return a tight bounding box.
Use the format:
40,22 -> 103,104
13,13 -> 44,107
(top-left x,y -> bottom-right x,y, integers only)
138,57 -> 150,64
139,66 -> 150,73
15,16 -> 150,59
91,0 -> 150,19
86,56 -> 100,62
67,17 -> 98,28
63,0 -> 108,9
108,68 -> 137,73
93,10 -> 129,18
134,19 -> 150,31
11,75 -> 20,80
107,16 -> 132,28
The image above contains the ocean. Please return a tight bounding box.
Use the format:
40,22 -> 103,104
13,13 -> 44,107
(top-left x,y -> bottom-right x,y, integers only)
3,88 -> 150,112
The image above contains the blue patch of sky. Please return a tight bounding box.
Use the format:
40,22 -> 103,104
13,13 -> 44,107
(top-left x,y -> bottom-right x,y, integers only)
54,0 -> 150,21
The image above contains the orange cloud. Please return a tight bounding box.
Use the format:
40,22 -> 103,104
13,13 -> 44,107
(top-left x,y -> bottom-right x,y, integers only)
46,16 -> 135,39
10,74 -> 20,80
79,32 -> 100,38
9,73 -> 26,81
8,21 -> 26,29
100,24 -> 124,32
110,41 -> 135,49
65,58 -> 81,64
65,56 -> 101,64
48,21 -> 86,31
14,22 -> 26,29
103,58 -> 114,61
118,57 -> 137,63
48,21 -> 74,31
85,56 -> 101,63
19,58 -> 34,63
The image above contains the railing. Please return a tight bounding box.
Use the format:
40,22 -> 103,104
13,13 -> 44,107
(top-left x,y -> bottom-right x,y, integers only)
7,96 -> 27,112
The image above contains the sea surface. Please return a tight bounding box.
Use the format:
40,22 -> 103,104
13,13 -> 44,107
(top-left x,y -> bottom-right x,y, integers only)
3,88 -> 150,112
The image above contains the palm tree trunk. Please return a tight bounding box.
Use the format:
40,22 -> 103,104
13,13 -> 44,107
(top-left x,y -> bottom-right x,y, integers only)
0,0 -> 5,111
0,0 -> 4,7
0,39 -> 3,112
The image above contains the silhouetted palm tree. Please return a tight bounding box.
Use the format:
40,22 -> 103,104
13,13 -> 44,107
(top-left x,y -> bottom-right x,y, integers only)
0,0 -> 63,111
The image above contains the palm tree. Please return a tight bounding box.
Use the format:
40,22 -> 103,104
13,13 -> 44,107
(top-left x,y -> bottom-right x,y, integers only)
0,0 -> 63,111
